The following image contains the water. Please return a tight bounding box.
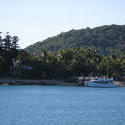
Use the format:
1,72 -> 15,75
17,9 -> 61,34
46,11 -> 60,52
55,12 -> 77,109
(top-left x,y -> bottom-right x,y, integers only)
0,86 -> 125,125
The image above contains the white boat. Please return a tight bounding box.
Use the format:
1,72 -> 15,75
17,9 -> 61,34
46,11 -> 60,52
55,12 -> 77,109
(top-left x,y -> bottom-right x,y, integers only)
84,78 -> 118,88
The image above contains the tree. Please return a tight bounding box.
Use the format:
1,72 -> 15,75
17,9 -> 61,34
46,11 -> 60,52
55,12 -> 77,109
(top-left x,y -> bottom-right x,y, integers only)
12,36 -> 19,49
0,32 -> 2,50
0,33 -> 20,75
3,32 -> 12,50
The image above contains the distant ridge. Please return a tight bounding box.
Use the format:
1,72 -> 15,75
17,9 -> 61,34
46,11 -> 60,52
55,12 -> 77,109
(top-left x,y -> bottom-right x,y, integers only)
25,24 -> 125,55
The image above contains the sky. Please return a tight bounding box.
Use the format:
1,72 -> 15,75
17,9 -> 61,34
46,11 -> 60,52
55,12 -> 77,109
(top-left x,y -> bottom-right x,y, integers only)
0,0 -> 125,48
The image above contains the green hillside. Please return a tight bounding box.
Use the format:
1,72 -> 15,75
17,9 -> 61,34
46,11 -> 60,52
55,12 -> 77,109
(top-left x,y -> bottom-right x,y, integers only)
25,24 -> 125,55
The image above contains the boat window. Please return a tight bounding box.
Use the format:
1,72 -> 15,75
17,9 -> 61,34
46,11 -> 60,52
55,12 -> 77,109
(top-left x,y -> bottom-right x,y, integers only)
93,81 -> 110,83
109,81 -> 113,83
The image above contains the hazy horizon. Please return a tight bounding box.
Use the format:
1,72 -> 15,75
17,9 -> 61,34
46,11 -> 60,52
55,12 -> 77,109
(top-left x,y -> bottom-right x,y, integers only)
0,0 -> 125,48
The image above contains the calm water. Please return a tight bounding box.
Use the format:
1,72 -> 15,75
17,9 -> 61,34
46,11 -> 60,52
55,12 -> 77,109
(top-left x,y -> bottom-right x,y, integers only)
0,86 -> 125,125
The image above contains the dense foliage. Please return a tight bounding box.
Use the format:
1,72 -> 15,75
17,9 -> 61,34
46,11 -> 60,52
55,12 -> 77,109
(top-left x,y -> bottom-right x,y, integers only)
25,24 -> 125,56
15,48 -> 125,80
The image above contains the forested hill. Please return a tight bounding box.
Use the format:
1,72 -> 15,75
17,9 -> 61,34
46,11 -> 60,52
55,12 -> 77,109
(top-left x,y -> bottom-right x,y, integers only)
25,25 -> 125,55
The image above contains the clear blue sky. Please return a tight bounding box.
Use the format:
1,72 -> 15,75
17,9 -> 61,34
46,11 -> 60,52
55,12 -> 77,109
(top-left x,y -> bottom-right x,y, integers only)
0,0 -> 125,48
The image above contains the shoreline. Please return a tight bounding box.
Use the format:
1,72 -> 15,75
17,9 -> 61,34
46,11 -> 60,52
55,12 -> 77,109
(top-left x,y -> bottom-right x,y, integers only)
0,79 -> 125,87
114,81 -> 125,87
0,79 -> 76,86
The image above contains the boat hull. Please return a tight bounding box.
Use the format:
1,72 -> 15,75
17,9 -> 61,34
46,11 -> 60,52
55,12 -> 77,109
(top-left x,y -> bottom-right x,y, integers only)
84,82 -> 118,88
